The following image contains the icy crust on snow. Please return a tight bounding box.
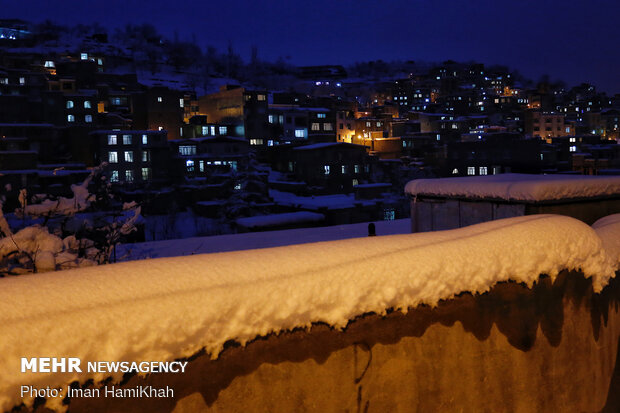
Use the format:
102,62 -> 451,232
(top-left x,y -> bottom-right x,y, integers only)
0,215 -> 618,411
405,173 -> 620,202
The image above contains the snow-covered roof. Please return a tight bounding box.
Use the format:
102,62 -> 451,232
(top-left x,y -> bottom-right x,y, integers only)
293,142 -> 365,151
405,173 -> 620,202
354,183 -> 392,189
1,214 -> 619,411
89,130 -> 164,135
0,123 -> 55,127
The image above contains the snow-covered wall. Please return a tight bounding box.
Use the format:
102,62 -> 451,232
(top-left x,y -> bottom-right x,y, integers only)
405,173 -> 620,202
407,174 -> 620,232
1,214 -> 620,411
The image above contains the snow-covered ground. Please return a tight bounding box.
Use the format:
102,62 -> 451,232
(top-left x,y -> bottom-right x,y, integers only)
117,218 -> 411,261
270,189 -> 376,209
1,214 -> 619,411
142,211 -> 222,241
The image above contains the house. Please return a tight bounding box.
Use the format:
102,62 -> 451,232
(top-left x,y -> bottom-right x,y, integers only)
169,135 -> 251,181
290,142 -> 372,193
524,111 -> 569,140
198,85 -> 269,147
268,106 -> 335,144
91,130 -> 169,185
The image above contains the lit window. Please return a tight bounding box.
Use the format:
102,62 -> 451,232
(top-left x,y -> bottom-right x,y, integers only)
219,126 -> 227,135
108,135 -> 117,145
267,140 -> 274,146
324,123 -> 333,131
67,114 -> 75,122
179,145 -> 196,155
0,78 -> 7,85
569,137 -> 576,142
97,58 -> 103,66
142,134 -> 148,145
436,134 -> 441,141
44,61 -> 55,68
452,168 -> 458,174
479,166 -> 488,175
257,94 -> 266,101
125,170 -> 134,182
376,122 -> 382,127
354,165 -> 360,173
142,150 -> 150,162
157,96 -> 163,102
158,126 -> 163,131
85,115 -> 92,123
199,160 -> 204,172
295,129 -> 305,138
467,167 -> 475,175
341,165 -> 347,174
123,134 -> 132,145
311,123 -> 320,131
250,139 -> 264,145
569,146 -> 577,152
352,179 -> 358,186
317,113 -> 326,119
109,151 -> 118,163
110,170 -> 119,182
234,183 -> 242,190
84,101 -> 91,109
324,165 -> 330,175
186,160 -> 194,172
66,101 -> 74,109
268,115 -> 274,124
202,126 -> 208,135
384,208 -> 395,221
19,77 -> 25,85
80,53 -> 88,60
210,126 -> 216,135
141,167 -> 151,180
179,98 -> 184,108
124,151 -> 134,162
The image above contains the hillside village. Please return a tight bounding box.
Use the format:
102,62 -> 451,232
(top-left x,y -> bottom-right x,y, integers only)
1,18 -> 620,246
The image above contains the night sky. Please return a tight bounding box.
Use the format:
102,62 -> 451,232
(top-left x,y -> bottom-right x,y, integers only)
6,0 -> 620,93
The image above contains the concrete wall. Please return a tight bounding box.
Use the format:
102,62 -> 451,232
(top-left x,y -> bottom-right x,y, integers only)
410,197 -> 620,232
64,271 -> 620,413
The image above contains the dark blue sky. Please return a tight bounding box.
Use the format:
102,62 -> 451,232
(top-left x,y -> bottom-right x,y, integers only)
6,0 -> 620,93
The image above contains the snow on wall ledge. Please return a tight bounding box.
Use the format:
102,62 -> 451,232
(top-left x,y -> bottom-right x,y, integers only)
405,173 -> 620,202
1,214 -> 619,411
